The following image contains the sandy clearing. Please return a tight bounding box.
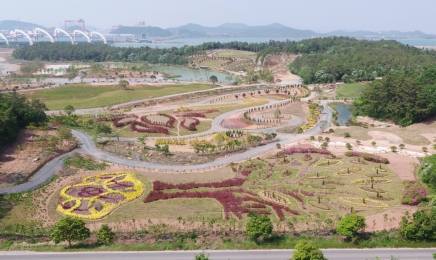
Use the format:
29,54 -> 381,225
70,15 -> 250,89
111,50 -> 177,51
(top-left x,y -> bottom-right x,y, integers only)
365,204 -> 417,232
272,69 -> 302,85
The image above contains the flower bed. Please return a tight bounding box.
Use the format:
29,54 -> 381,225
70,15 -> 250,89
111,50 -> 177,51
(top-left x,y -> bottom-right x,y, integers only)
258,191 -> 292,206
372,167 -> 388,172
141,114 -> 176,129
339,197 -> 388,208
113,115 -> 138,127
358,186 -> 387,193
283,147 -> 332,156
401,181 -> 428,205
335,167 -> 364,176
57,172 -> 144,219
308,200 -> 331,210
131,121 -> 169,135
352,178 -> 393,184
344,151 -> 389,164
181,117 -> 200,131
315,160 -> 342,167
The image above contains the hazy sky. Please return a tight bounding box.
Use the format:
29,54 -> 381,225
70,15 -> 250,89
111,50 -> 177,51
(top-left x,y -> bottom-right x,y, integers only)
2,0 -> 436,33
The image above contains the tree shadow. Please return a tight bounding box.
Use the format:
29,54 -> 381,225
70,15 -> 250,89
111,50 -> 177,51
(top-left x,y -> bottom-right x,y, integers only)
0,195 -> 13,219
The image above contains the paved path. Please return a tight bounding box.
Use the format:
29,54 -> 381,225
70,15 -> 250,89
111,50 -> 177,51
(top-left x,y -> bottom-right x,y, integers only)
0,93 -> 330,194
0,248 -> 435,260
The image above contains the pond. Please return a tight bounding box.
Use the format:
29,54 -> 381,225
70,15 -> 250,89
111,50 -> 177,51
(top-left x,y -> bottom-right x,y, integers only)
336,105 -> 352,126
150,66 -> 230,82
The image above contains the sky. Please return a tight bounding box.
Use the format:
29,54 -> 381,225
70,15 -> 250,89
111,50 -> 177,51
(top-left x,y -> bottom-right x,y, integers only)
2,0 -> 436,33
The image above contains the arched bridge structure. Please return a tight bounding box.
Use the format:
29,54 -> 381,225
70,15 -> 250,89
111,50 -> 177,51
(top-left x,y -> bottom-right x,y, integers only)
72,30 -> 91,43
90,31 -> 107,44
53,28 -> 74,44
34,28 -> 54,43
13,30 -> 34,45
0,33 -> 9,45
0,28 -> 108,45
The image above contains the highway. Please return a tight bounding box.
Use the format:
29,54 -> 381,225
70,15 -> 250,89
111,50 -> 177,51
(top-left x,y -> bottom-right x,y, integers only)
1,249 -> 435,260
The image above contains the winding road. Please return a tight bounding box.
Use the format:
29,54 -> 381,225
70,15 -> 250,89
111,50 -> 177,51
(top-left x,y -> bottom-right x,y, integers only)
0,89 -> 330,194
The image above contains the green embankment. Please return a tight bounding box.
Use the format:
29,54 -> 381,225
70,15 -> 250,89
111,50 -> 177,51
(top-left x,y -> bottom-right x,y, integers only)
336,83 -> 367,99
23,83 -> 215,110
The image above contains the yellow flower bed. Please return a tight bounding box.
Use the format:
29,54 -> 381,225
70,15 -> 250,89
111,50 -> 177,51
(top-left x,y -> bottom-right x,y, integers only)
339,197 -> 388,208
352,178 -> 392,184
155,138 -> 186,145
57,172 -> 144,220
259,190 -> 292,206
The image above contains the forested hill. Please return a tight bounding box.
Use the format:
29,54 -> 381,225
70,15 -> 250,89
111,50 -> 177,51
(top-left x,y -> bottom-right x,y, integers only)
288,37 -> 436,84
12,37 -> 436,80
353,69 -> 436,126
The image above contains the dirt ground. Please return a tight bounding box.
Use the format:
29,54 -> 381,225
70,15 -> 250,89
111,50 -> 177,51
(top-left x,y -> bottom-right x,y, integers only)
0,130 -> 77,188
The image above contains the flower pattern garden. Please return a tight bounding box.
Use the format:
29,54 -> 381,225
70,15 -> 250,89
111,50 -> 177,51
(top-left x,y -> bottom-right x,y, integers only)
56,147 -> 402,222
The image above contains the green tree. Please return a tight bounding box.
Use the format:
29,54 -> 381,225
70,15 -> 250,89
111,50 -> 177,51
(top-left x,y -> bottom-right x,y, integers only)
138,134 -> 148,149
390,146 -> 397,152
291,240 -> 327,260
118,80 -> 129,90
400,208 -> 436,241
96,224 -> 115,245
50,216 -> 90,247
319,120 -> 328,133
79,71 -> 87,83
64,104 -> 75,116
336,214 -> 366,238
246,213 -> 273,242
225,75 -> 233,83
419,155 -> 436,190
209,75 -> 218,85
195,252 -> 211,260
274,108 -> 282,119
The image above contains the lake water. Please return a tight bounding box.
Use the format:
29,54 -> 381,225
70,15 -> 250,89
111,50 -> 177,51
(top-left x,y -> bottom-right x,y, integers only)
111,37 -> 436,48
336,105 -> 352,126
150,66 -> 230,82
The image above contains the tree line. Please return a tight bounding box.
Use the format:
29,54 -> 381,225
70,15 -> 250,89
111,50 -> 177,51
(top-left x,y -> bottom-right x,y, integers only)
0,91 -> 47,146
353,68 -> 436,126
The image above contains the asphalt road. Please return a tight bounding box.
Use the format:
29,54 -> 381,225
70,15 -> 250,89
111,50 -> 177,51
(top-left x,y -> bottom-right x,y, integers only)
1,249 -> 435,260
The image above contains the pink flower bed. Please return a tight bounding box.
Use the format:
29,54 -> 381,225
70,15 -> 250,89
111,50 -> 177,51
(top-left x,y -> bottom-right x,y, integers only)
344,151 -> 389,164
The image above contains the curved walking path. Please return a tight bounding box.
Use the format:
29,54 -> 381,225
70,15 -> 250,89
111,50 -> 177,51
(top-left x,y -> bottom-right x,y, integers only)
0,96 -> 331,194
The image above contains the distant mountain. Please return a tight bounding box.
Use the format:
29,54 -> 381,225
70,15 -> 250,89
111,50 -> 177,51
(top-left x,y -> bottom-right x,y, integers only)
168,23 -> 319,37
327,30 -> 436,38
218,23 -> 250,29
0,20 -> 50,31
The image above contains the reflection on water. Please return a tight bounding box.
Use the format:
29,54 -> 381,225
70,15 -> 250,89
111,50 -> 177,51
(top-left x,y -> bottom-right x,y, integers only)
336,105 -> 352,126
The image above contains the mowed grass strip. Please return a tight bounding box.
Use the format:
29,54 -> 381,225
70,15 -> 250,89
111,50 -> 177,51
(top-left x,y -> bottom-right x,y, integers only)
337,83 -> 368,99
24,83 -> 216,110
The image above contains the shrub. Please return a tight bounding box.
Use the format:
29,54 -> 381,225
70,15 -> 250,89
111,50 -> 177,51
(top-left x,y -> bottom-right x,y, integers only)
344,132 -> 351,138
400,208 -> 436,241
419,155 -> 436,190
401,181 -> 428,205
344,151 -> 389,164
246,213 -> 273,242
96,224 -> 115,245
336,214 -> 366,238
291,240 -> 327,260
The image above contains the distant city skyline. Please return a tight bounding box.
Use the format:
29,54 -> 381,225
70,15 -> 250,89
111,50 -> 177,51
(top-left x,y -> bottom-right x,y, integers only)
1,0 -> 436,33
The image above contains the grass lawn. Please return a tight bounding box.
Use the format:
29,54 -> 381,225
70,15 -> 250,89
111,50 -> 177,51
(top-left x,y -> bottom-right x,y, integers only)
23,83 -> 216,110
178,120 -> 212,136
215,50 -> 256,59
337,83 -> 368,99
199,59 -> 226,69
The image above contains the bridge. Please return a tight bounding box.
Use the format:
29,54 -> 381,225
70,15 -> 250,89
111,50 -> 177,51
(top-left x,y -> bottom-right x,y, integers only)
0,28 -> 108,46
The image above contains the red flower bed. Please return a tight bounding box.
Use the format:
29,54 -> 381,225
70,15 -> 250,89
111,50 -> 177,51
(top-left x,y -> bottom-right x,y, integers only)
284,147 -> 332,156
344,151 -> 389,164
141,114 -> 176,129
144,189 -> 298,220
281,190 -> 304,203
300,190 -> 315,197
113,115 -> 138,127
177,112 -> 206,118
152,178 -> 245,191
241,169 -> 252,176
181,117 -> 200,131
130,121 -> 169,135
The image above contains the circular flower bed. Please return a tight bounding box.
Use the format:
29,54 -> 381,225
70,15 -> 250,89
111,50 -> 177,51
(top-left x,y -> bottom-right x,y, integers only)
315,160 -> 341,167
57,172 -> 144,220
335,167 -> 364,176
339,197 -> 388,208
352,178 -> 392,184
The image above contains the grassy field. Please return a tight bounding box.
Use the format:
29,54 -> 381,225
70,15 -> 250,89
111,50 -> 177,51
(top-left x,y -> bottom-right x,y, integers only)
336,83 -> 368,99
199,59 -> 226,69
23,83 -> 216,110
215,50 -> 256,59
